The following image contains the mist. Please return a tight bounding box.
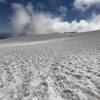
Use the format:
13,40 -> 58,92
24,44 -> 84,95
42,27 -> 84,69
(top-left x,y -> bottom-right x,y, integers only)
11,3 -> 100,36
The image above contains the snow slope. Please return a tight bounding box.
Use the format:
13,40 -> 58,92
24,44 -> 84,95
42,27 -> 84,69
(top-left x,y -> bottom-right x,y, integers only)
0,30 -> 100,100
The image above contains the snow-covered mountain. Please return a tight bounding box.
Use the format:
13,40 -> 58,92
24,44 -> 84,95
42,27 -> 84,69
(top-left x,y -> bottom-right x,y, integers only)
0,30 -> 100,100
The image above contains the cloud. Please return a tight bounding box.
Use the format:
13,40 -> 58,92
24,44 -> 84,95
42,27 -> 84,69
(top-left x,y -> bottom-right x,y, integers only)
11,3 -> 100,36
74,0 -> 100,11
11,3 -> 62,35
52,14 -> 100,33
11,3 -> 31,35
48,0 -> 60,5
0,0 -> 6,3
28,12 -> 62,34
36,3 -> 46,10
57,6 -> 68,17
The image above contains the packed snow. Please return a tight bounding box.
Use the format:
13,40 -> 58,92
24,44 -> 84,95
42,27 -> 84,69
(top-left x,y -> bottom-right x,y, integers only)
0,32 -> 100,100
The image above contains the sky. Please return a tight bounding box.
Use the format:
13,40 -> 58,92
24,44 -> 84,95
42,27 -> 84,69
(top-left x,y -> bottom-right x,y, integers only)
0,0 -> 100,35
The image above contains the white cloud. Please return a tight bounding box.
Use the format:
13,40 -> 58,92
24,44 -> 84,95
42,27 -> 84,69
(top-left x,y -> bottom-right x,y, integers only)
11,3 -> 100,36
11,3 -> 31,35
52,15 -> 100,33
11,3 -> 62,35
74,0 -> 100,11
28,12 -> 62,34
57,6 -> 68,17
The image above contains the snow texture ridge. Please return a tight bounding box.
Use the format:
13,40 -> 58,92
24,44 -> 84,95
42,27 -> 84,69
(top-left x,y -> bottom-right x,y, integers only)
0,40 -> 100,100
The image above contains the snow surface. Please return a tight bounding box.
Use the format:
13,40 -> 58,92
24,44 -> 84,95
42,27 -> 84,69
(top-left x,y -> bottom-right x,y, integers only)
0,31 -> 100,100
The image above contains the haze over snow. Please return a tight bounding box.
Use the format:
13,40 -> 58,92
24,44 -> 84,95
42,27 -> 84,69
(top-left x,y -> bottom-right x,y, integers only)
0,0 -> 100,35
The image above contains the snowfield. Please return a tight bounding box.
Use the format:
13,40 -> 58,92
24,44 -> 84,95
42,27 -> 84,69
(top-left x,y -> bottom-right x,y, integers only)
0,31 -> 100,100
